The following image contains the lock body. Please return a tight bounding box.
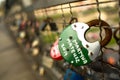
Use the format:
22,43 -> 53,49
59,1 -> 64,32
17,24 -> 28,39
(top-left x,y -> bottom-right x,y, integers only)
50,39 -> 63,60
64,69 -> 84,80
39,21 -> 48,31
58,22 -> 100,66
49,22 -> 58,31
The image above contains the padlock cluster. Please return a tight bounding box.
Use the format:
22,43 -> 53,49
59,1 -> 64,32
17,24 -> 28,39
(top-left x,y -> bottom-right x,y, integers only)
50,19 -> 118,66
49,19 -> 120,79
7,13 -> 120,80
7,16 -> 65,79
6,0 -> 120,79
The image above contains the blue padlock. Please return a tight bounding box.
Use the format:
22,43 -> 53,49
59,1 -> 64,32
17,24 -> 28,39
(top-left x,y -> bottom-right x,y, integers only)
64,69 -> 84,80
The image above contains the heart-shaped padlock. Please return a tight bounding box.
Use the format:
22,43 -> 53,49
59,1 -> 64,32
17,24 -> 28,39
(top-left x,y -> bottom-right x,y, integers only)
58,19 -> 112,66
50,39 -> 63,60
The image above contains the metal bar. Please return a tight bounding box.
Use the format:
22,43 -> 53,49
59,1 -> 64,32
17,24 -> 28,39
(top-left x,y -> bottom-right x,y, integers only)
33,0 -> 85,10
42,0 -> 118,12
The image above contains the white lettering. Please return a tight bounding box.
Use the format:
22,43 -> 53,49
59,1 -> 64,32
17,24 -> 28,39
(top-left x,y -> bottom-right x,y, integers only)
71,49 -> 75,53
73,53 -> 77,57
61,44 -> 68,57
72,39 -> 88,64
75,56 -> 80,63
83,60 -> 87,64
64,39 -> 88,64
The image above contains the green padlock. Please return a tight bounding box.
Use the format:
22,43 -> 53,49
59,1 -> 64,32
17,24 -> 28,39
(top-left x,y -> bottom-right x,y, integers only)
58,19 -> 112,66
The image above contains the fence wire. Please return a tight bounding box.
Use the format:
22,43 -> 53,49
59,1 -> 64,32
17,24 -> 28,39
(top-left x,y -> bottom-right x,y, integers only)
41,0 -> 120,74
41,0 -> 118,12
7,0 -> 120,80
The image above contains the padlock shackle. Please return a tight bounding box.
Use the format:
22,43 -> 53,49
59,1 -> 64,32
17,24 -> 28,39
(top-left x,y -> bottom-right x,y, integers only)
114,28 -> 120,41
86,19 -> 112,47
69,17 -> 78,25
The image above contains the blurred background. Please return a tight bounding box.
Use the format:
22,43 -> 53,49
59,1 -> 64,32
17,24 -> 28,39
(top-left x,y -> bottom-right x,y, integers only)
0,0 -> 120,80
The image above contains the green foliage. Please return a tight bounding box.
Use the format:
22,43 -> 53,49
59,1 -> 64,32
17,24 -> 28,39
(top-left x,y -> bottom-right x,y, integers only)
41,32 -> 58,44
108,36 -> 116,46
82,8 -> 96,15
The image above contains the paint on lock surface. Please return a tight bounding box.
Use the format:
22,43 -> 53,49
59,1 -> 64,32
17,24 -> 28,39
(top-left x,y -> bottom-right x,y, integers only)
64,69 -> 84,80
58,23 -> 100,66
50,39 -> 63,60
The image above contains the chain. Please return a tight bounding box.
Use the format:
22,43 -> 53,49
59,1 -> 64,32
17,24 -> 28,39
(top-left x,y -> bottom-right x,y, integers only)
45,8 -> 48,17
118,0 -> 120,30
96,0 -> 105,80
118,0 -> 120,54
118,0 -> 120,67
61,5 -> 66,29
41,9 -> 44,18
43,9 -> 53,43
69,3 -> 74,18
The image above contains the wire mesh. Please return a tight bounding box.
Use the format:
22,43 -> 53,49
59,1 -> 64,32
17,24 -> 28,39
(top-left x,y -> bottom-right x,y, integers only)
7,0 -> 120,80
37,0 -> 120,80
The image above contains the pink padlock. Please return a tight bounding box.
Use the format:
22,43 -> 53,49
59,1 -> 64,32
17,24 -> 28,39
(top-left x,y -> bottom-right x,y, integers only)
50,39 -> 63,60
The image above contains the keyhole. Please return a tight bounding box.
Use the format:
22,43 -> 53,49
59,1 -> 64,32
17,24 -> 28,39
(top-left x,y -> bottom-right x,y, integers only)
90,52 -> 93,56
69,36 -> 73,40
74,25 -> 77,28
81,26 -> 84,29
66,49 -> 69,51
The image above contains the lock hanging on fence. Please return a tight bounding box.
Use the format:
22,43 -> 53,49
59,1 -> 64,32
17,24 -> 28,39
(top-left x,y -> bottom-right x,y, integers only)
58,19 -> 112,66
64,69 -> 84,80
48,17 -> 58,31
40,17 -> 58,31
50,39 -> 63,60
39,19 -> 48,31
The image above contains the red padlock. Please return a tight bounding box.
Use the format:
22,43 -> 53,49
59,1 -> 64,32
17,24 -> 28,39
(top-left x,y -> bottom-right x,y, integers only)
50,39 -> 63,60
